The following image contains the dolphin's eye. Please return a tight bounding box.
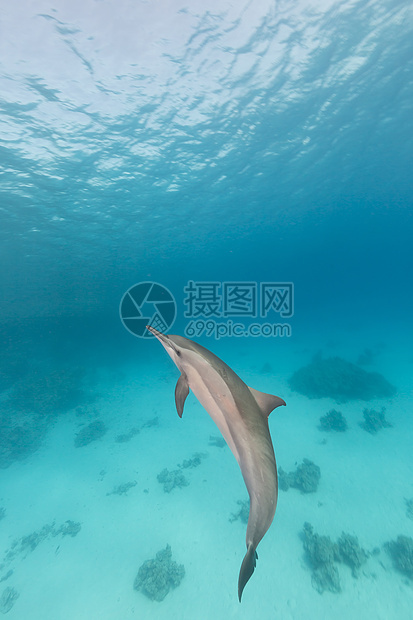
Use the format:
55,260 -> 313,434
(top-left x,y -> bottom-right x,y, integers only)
176,350 -> 181,357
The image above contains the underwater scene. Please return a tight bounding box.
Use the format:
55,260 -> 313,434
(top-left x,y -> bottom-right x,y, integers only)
1,0 -> 412,618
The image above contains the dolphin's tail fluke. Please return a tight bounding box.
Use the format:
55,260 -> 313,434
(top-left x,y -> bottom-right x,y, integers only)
238,542 -> 257,601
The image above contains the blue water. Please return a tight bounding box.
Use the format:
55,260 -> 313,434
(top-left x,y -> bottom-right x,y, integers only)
1,0 -> 413,618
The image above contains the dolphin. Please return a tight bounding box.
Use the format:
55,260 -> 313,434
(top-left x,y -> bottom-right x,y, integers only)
146,325 -> 285,600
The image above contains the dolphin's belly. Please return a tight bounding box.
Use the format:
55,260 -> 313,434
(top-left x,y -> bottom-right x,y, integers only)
185,363 -> 276,493
192,372 -> 277,546
187,366 -> 243,463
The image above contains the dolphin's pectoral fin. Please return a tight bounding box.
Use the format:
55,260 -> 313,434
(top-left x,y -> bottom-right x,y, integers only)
175,374 -> 189,418
248,386 -> 286,418
238,542 -> 257,602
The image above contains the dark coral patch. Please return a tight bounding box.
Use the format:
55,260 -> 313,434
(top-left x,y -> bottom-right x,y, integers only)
134,545 -> 185,601
289,354 -> 395,402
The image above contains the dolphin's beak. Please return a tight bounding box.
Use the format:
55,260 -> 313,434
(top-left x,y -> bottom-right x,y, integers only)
146,325 -> 170,346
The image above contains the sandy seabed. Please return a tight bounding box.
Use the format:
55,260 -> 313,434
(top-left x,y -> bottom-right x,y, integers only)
1,331 -> 413,620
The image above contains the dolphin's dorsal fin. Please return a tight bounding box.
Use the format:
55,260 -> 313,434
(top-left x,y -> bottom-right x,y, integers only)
175,373 -> 190,418
248,386 -> 286,417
